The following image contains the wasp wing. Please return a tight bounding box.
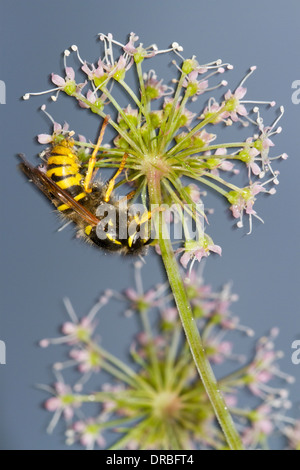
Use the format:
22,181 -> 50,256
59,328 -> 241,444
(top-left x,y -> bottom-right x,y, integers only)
18,154 -> 100,227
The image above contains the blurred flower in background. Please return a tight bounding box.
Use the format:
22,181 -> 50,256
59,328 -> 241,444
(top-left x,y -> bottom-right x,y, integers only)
39,263 -> 296,450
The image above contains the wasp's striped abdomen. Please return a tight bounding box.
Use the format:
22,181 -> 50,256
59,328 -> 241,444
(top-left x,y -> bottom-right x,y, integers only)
46,140 -> 86,211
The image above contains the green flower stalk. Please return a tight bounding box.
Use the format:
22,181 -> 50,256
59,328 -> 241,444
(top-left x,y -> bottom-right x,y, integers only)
39,264 -> 295,450
24,33 -> 287,450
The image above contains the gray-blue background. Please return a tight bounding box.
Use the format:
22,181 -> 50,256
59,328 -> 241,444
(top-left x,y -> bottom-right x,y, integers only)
1,0 -> 299,449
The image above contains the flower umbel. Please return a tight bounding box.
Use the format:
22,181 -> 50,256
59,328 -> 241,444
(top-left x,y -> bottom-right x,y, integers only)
39,264 -> 296,450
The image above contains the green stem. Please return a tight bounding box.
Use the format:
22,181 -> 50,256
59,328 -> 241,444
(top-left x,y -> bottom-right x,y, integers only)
118,79 -> 144,113
164,325 -> 182,388
218,364 -> 251,386
188,175 -> 230,196
147,170 -> 244,451
109,416 -> 151,450
135,62 -> 154,149
76,392 -> 123,403
204,172 -> 241,192
100,361 -> 137,387
162,92 -> 190,151
141,74 -> 158,153
73,141 -> 125,154
97,416 -> 142,430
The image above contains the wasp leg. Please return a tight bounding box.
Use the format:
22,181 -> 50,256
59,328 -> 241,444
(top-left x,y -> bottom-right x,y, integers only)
84,115 -> 110,193
128,210 -> 152,248
104,152 -> 129,202
128,207 -> 167,248
119,190 -> 136,205
134,205 -> 166,225
134,210 -> 152,226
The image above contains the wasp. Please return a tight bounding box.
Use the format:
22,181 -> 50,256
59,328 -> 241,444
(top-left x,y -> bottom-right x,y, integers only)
19,117 -> 152,255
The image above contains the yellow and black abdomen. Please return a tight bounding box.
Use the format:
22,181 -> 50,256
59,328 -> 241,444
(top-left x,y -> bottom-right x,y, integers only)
46,141 -> 86,212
